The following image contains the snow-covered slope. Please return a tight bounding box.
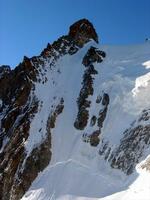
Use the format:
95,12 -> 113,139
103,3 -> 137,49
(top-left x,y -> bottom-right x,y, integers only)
21,42 -> 150,200
1,19 -> 150,200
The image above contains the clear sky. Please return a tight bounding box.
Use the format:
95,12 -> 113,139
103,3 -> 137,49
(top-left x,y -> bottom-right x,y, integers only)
0,0 -> 150,68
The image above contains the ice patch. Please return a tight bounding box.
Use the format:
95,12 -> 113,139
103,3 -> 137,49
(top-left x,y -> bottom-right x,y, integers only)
143,60 -> 150,69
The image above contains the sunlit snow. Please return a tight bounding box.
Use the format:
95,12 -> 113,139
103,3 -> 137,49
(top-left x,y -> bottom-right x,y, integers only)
22,42 -> 150,200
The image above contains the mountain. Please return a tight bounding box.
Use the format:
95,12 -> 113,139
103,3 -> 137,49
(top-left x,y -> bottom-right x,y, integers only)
0,19 -> 150,200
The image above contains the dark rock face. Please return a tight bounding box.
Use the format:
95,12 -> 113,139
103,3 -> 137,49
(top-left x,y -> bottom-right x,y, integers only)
82,93 -> 109,147
74,65 -> 95,130
69,19 -> 99,46
97,93 -> 109,129
90,130 -> 100,146
110,125 -> 150,174
82,47 -> 106,67
0,66 -> 11,101
11,137 -> 51,200
41,36 -> 77,58
41,19 -> 99,59
49,98 -> 64,129
74,45 -> 107,147
74,46 -> 106,130
0,65 -> 11,78
0,56 -> 40,200
99,109 -> 150,175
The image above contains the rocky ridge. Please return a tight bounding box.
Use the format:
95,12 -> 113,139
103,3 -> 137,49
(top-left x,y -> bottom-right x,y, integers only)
0,19 -> 105,200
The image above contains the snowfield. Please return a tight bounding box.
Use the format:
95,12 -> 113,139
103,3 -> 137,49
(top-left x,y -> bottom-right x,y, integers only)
22,42 -> 150,200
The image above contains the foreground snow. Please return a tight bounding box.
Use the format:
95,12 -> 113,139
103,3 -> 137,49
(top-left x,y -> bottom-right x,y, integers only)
22,42 -> 150,200
22,161 -> 150,200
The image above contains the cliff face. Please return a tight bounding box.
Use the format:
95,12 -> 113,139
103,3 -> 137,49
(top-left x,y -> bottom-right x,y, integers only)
0,19 -> 150,200
0,19 -> 104,200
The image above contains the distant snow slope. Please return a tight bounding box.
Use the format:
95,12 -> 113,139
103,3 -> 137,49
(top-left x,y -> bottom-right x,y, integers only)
22,42 -> 150,200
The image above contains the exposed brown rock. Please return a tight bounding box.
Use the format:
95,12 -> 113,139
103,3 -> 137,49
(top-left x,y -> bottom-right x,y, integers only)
0,66 -> 11,101
90,130 -> 100,146
82,93 -> 109,147
0,100 -> 38,200
41,19 -> 99,60
49,98 -> 64,128
0,46 -> 41,200
82,130 -> 100,147
74,109 -> 89,130
141,157 -> 150,171
108,110 -> 150,175
96,93 -> 109,130
69,19 -> 99,46
74,47 -> 106,130
11,135 -> 51,200
82,46 -> 106,67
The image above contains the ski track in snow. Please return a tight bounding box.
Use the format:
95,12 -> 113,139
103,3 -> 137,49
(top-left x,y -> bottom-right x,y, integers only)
22,43 -> 150,200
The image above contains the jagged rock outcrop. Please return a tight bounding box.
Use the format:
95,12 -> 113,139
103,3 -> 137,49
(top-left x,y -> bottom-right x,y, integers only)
69,19 -> 98,46
0,59 -> 39,200
99,109 -> 150,175
74,46 -> 106,131
74,46 -> 107,147
41,19 -> 99,58
82,93 -> 109,147
82,46 -> 106,67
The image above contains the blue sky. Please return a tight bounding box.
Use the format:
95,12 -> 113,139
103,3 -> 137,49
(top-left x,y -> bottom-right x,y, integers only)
0,0 -> 150,67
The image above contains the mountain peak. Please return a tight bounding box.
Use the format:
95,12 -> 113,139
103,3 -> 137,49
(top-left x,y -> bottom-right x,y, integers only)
68,19 -> 98,46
